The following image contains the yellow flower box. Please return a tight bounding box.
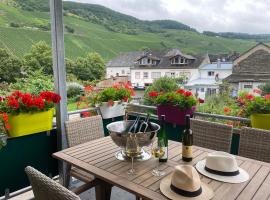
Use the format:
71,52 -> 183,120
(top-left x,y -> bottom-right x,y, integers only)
8,109 -> 54,138
250,114 -> 270,131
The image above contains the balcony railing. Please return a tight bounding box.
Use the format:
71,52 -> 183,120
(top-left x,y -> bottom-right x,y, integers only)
0,103 -> 250,198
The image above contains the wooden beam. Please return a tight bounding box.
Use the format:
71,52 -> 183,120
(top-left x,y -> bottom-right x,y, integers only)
49,0 -> 68,186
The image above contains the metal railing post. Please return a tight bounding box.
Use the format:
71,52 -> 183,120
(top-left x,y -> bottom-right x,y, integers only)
50,0 -> 69,187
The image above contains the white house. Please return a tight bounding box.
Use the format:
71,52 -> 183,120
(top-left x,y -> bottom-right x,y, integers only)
186,60 -> 233,99
130,49 -> 209,88
225,43 -> 270,95
106,51 -> 143,78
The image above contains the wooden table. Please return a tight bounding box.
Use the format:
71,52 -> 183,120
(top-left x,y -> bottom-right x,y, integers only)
53,136 -> 270,200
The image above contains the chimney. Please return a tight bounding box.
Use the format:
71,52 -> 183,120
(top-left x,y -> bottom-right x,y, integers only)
217,58 -> 221,68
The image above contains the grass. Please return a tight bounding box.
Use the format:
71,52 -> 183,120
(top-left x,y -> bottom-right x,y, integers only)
0,2 -> 261,61
67,102 -> 78,111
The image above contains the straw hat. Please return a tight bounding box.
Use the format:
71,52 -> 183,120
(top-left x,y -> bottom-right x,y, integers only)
196,151 -> 249,183
160,165 -> 214,200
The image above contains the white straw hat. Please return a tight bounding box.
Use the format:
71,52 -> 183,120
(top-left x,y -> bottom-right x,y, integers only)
196,151 -> 249,183
160,165 -> 214,200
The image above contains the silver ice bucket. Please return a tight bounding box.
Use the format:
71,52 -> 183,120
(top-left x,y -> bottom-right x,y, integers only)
106,120 -> 160,160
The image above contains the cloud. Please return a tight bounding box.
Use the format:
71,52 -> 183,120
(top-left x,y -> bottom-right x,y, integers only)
67,0 -> 270,34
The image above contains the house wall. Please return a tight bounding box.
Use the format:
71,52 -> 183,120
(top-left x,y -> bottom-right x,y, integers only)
106,67 -> 131,78
131,68 -> 198,87
187,68 -> 232,99
238,82 -> 263,93
200,69 -> 232,79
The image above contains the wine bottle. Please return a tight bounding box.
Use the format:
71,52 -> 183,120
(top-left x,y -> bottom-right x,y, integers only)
182,115 -> 193,162
158,115 -> 168,162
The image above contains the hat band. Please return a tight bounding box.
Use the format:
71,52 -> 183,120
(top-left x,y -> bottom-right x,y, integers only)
170,184 -> 202,197
205,166 -> 239,176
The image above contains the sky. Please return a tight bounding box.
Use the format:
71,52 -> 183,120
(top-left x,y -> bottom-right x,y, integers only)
68,0 -> 270,34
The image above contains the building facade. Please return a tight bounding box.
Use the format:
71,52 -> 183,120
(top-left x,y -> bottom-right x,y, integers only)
225,43 -> 270,95
130,49 -> 209,88
106,51 -> 143,78
186,60 -> 233,99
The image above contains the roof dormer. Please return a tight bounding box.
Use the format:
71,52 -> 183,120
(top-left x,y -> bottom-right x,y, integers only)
170,55 -> 195,65
138,54 -> 160,66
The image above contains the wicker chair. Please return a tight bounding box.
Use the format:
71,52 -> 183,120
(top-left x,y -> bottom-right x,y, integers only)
190,118 -> 233,152
25,166 -> 80,200
238,127 -> 270,163
64,115 -> 105,193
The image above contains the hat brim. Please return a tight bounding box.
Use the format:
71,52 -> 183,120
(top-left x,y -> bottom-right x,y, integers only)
195,160 -> 249,184
160,174 -> 214,200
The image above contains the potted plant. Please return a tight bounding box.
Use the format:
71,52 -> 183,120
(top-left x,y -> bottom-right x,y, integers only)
147,89 -> 197,125
238,92 -> 270,130
0,112 -> 10,149
81,82 -> 134,119
0,91 -> 61,137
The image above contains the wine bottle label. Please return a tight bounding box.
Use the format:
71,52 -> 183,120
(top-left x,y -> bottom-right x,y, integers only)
182,145 -> 192,158
160,147 -> 168,160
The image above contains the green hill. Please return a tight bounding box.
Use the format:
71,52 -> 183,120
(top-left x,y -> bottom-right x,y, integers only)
0,0 -> 259,61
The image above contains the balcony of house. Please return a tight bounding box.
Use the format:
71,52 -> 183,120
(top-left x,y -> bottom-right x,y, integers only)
1,101 -> 270,200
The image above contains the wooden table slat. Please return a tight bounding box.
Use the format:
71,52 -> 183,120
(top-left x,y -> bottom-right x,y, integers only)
53,137 -> 270,200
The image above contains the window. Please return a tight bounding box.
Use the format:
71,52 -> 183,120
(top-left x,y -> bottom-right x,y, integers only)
143,72 -> 149,78
151,72 -> 161,79
201,88 -> 205,92
175,57 -> 179,63
135,72 -> 140,79
165,72 -> 175,77
208,71 -> 215,76
147,58 -> 151,64
180,58 -> 184,63
244,85 -> 253,89
121,70 -> 125,75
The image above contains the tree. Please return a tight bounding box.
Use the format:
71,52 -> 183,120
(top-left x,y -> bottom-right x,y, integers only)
10,70 -> 54,95
0,49 -> 22,83
72,52 -> 105,81
23,41 -> 53,75
259,83 -> 270,95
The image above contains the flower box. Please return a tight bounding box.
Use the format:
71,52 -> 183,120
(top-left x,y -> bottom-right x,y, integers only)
7,109 -> 54,137
97,101 -> 125,119
250,114 -> 270,130
157,105 -> 194,125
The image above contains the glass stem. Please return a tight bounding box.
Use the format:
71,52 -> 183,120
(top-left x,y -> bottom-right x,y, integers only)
156,160 -> 160,171
131,157 -> 134,171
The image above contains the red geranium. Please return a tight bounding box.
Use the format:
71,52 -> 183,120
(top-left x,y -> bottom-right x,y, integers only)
198,98 -> 204,103
21,93 -> 33,108
149,91 -> 159,97
107,100 -> 114,107
122,97 -> 129,102
84,86 -> 93,91
176,89 -> 185,94
52,93 -> 61,104
223,106 -> 231,113
0,91 -> 61,115
7,96 -> 19,109
264,94 -> 270,99
12,91 -> 23,99
81,111 -> 91,118
184,91 -> 192,97
33,97 -> 45,110
0,112 -> 10,134
245,94 -> 254,100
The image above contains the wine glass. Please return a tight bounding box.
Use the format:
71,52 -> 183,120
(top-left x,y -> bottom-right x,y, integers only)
151,139 -> 166,176
125,134 -> 139,175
